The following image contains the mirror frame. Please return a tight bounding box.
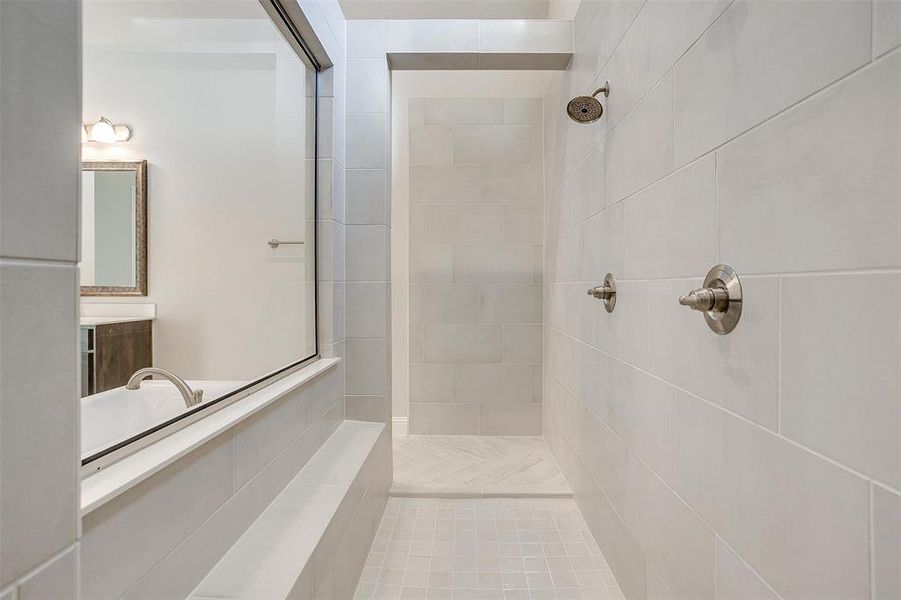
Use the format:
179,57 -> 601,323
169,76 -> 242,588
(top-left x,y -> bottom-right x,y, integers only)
81,160 -> 148,296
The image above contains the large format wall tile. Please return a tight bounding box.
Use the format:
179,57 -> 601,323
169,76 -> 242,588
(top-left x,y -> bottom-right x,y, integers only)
781,272 -> 901,488
649,276 -> 778,429
0,0 -> 79,261
674,392 -> 870,599
713,538 -> 778,600
82,435 -> 234,599
674,0 -> 872,166
453,125 -> 535,165
873,485 -> 901,599
0,263 -> 78,587
454,364 -> 534,405
623,155 -> 715,280
422,324 -> 503,363
874,0 -> 901,58
410,403 -> 480,434
717,51 -> 901,274
605,72 -> 674,204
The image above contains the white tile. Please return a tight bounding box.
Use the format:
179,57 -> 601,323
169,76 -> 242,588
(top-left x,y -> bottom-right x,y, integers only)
81,434 -> 234,599
873,484 -> 901,600
347,59 -> 388,113
713,538 -> 778,600
503,207 -> 542,242
874,0 -> 901,57
0,263 -> 78,587
421,206 -> 504,242
347,113 -> 387,169
347,282 -> 390,337
233,388 -> 312,489
502,325 -> 542,364
409,404 -> 480,435
480,285 -> 542,324
603,0 -> 730,128
480,404 -> 541,435
625,454 -> 715,600
593,280 -> 650,370
568,145 -> 605,224
673,391 -> 870,599
479,21 -> 573,53
347,170 -> 388,225
649,277 -> 779,429
0,0 -> 79,261
454,365 -> 533,405
410,166 -> 480,204
347,20 -> 386,58
410,285 -> 480,324
410,364 -> 454,403
780,272 -> 901,488
410,126 -> 454,166
453,245 -> 533,284
609,360 -> 675,485
425,98 -> 503,125
410,245 -> 453,283
503,98 -> 543,124
17,546 -> 78,600
422,324 -> 503,363
674,0 -> 872,165
453,126 -> 534,165
579,203 -> 624,283
317,220 -> 345,283
480,165 -> 543,205
345,338 -> 388,395
386,20 -> 479,53
717,52 -> 901,273
623,156 -> 716,280
346,225 -> 389,281
605,72 -> 674,204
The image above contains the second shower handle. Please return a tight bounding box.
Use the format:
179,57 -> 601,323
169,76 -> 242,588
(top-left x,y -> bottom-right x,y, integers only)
587,273 -> 617,313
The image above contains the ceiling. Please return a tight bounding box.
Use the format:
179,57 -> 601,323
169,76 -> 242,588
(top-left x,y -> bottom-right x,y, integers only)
337,0 -> 551,20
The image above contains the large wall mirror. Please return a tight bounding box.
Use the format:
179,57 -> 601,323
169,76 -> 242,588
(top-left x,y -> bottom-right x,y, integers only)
81,161 -> 147,296
80,0 -> 320,468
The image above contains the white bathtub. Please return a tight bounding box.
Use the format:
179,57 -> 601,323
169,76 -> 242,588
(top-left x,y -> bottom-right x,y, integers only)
81,380 -> 247,458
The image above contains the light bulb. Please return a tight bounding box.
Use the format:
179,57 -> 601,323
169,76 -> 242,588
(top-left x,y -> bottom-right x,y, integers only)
89,117 -> 117,143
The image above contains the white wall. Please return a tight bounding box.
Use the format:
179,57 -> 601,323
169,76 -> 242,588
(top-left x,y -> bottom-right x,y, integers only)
543,1 -> 901,598
390,71 -> 553,434
81,0 -> 316,380
0,1 -> 81,597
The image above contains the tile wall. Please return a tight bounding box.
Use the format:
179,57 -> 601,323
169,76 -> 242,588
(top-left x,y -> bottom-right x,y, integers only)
0,0 -> 81,596
344,20 -> 393,427
408,97 -> 545,435
542,0 -> 901,598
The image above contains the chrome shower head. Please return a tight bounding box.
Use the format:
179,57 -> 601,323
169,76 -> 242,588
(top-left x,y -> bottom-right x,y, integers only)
567,81 -> 610,124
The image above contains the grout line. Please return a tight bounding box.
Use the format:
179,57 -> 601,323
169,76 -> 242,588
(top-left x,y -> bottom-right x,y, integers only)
547,321 -> 901,498
869,481 -> 876,599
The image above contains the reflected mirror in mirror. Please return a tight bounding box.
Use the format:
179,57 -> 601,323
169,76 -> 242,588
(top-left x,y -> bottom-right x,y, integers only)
80,161 -> 147,296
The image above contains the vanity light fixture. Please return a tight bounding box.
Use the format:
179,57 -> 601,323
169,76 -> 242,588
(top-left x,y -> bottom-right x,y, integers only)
83,117 -> 132,143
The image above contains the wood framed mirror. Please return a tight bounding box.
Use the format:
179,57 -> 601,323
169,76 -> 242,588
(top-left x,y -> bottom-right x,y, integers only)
80,160 -> 148,296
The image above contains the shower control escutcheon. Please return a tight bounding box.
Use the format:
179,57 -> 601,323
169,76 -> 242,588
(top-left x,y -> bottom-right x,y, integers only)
587,273 -> 617,313
679,264 -> 742,334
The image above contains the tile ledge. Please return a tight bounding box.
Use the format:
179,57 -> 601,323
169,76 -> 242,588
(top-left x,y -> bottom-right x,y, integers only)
80,357 -> 340,515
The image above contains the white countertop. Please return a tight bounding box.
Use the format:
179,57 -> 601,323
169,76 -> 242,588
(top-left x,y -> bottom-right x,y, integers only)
80,316 -> 154,326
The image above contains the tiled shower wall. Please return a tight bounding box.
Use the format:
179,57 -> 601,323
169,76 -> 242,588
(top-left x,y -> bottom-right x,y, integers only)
408,97 -> 545,435
543,1 -> 900,599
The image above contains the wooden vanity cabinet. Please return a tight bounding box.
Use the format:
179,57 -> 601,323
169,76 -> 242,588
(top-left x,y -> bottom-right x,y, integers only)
81,320 -> 153,396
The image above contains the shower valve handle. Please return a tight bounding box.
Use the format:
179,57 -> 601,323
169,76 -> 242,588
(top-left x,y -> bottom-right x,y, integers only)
587,284 -> 614,300
679,286 -> 729,313
678,265 -> 743,335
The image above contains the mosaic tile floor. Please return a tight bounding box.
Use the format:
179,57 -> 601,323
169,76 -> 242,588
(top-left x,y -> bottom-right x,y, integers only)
354,498 -> 625,600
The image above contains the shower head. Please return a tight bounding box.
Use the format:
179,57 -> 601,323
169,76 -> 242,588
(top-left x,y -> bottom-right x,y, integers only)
567,81 -> 610,124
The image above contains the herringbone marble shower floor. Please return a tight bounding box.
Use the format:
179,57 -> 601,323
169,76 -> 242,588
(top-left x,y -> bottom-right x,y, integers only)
392,436 -> 572,498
